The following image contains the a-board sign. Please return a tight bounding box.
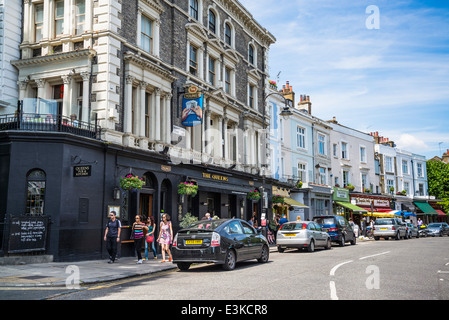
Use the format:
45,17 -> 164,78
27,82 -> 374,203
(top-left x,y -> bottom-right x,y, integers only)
8,215 -> 49,253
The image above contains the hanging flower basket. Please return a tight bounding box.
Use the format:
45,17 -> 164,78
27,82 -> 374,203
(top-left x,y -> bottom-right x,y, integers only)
120,174 -> 145,191
178,182 -> 198,197
272,195 -> 285,204
247,189 -> 261,201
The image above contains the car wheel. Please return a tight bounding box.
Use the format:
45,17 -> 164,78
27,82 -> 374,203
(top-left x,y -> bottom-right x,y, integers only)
350,235 -> 356,245
257,245 -> 269,263
325,239 -> 332,250
222,249 -> 236,271
177,262 -> 191,271
277,245 -> 285,253
307,239 -> 315,252
374,236 -> 380,241
339,235 -> 345,247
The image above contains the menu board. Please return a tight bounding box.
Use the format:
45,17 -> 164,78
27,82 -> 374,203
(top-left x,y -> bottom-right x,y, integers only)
8,216 -> 49,253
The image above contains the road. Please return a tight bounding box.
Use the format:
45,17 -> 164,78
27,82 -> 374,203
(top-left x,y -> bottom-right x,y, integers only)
1,236 -> 448,301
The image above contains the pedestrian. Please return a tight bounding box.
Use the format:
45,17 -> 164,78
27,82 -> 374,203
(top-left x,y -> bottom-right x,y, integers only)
248,216 -> 255,226
202,212 -> 211,220
279,213 -> 288,226
104,210 -> 121,264
157,213 -> 173,263
132,215 -> 148,264
145,216 -> 157,260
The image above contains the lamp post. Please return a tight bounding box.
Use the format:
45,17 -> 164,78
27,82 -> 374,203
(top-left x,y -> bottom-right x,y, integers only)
259,92 -> 293,237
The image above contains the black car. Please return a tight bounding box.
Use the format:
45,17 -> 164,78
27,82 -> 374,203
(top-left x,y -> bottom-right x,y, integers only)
172,219 -> 269,271
312,215 -> 357,246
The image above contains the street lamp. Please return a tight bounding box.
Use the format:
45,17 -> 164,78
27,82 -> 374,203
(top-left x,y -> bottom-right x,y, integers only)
264,92 -> 293,120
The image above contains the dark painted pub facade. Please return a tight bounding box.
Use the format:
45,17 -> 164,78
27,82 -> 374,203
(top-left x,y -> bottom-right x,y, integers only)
0,128 -> 271,262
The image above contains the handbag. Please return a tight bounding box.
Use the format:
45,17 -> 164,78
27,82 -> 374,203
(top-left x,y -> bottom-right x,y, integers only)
130,225 -> 135,240
146,234 -> 154,243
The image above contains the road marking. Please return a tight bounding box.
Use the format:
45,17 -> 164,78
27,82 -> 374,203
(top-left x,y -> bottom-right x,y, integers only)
359,251 -> 390,260
329,281 -> 338,300
330,260 -> 353,276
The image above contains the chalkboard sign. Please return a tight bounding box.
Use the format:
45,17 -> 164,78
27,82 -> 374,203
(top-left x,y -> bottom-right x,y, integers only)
8,216 -> 49,253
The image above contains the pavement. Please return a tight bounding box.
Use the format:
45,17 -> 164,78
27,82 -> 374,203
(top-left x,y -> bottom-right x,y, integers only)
0,239 -> 372,288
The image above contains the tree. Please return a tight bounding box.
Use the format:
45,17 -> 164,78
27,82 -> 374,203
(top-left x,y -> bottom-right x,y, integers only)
427,159 -> 449,214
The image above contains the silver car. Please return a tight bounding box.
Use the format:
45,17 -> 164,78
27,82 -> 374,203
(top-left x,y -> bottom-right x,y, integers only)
405,222 -> 419,238
276,221 -> 332,252
373,218 -> 407,240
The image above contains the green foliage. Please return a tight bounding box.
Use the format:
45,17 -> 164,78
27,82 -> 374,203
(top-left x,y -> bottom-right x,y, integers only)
427,159 -> 449,214
179,212 -> 198,229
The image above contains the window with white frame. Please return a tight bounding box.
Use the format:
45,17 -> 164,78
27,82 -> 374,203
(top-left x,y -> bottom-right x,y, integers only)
404,182 -> 410,195
333,143 -> 337,157
319,167 -> 327,185
208,9 -> 216,33
343,170 -> 349,187
360,146 -> 366,163
208,56 -> 216,86
385,156 -> 393,173
224,23 -> 232,46
189,0 -> 198,20
224,67 -> 231,94
248,44 -> 255,65
35,3 -> 44,42
189,45 -> 198,76
361,173 -> 368,191
387,179 -> 395,193
418,183 -> 424,196
54,0 -> 65,36
141,15 -> 153,54
318,133 -> 326,155
402,160 -> 408,175
341,142 -> 348,159
417,162 -> 423,177
75,0 -> 86,35
248,85 -> 254,108
296,126 -> 305,149
297,162 -> 306,183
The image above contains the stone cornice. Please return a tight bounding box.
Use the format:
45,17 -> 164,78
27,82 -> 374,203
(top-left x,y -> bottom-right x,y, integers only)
11,49 -> 96,67
123,52 -> 178,82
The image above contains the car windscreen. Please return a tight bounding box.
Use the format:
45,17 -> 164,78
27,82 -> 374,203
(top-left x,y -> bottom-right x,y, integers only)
281,223 -> 306,230
374,219 -> 395,225
187,220 -> 227,230
313,218 -> 335,226
427,223 -> 441,228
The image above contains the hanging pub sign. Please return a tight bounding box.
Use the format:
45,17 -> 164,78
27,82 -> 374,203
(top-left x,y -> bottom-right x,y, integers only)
73,165 -> 92,177
182,85 -> 203,127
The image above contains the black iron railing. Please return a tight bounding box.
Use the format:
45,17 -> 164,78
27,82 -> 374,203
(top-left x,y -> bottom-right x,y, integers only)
0,112 -> 101,140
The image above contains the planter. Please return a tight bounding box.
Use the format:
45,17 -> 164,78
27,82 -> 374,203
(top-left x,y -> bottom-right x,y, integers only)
247,190 -> 261,201
178,182 -> 198,197
120,174 -> 144,191
272,195 -> 285,204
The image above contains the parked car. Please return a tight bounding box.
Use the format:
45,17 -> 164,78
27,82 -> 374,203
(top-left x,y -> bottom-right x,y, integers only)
171,219 -> 269,271
405,223 -> 419,238
373,218 -> 407,240
313,215 -> 356,246
426,223 -> 449,237
276,221 -> 332,253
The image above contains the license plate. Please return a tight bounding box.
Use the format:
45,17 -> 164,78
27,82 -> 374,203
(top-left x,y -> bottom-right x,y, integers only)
185,239 -> 203,245
284,233 -> 296,237
380,228 -> 387,231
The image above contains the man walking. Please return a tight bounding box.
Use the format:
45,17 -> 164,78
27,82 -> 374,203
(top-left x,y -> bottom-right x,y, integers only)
104,211 -> 121,263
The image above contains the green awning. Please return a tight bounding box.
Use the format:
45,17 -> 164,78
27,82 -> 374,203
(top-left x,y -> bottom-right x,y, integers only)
336,201 -> 368,213
284,197 -> 308,208
413,202 -> 438,215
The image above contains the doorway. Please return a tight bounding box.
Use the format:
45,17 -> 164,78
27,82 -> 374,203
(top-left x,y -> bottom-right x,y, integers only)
139,193 -> 153,219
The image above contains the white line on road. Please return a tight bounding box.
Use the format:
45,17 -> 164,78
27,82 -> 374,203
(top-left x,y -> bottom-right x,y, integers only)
359,251 -> 390,260
330,260 -> 353,276
329,281 -> 338,300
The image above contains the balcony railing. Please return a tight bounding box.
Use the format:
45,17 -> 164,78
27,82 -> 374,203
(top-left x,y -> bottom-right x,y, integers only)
0,112 -> 101,140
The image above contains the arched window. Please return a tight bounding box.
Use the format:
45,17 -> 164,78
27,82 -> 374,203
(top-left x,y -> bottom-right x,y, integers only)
208,10 -> 216,33
224,23 -> 232,46
248,44 -> 255,65
26,169 -> 46,215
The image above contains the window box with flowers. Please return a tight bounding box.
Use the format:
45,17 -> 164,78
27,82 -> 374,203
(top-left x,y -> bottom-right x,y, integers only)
177,182 -> 198,197
345,184 -> 355,191
120,174 -> 145,191
247,189 -> 261,201
272,195 -> 285,204
296,181 -> 303,189
268,80 -> 277,90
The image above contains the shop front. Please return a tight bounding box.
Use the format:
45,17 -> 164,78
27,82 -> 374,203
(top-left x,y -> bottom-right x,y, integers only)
333,187 -> 367,223
413,201 -> 438,224
272,186 -> 308,222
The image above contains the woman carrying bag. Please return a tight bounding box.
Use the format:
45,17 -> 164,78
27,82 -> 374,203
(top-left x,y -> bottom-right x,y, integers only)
145,216 -> 157,260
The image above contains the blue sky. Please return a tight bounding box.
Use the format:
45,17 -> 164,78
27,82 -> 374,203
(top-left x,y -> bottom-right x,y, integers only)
239,0 -> 449,159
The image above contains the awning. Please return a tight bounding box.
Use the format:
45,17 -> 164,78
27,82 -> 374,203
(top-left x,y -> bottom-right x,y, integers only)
387,210 -> 416,218
414,202 -> 438,215
436,210 -> 447,217
364,212 -> 397,218
284,197 -> 308,208
336,201 -> 368,213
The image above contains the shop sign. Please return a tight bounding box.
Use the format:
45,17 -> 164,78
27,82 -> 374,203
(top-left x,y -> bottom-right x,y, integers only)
182,85 -> 203,127
73,165 -> 91,177
352,196 -> 390,208
202,172 -> 229,182
333,187 -> 349,201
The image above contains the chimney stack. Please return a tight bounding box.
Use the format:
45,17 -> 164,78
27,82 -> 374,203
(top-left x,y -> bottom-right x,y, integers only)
281,81 -> 295,107
297,94 -> 312,114
443,149 -> 449,164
